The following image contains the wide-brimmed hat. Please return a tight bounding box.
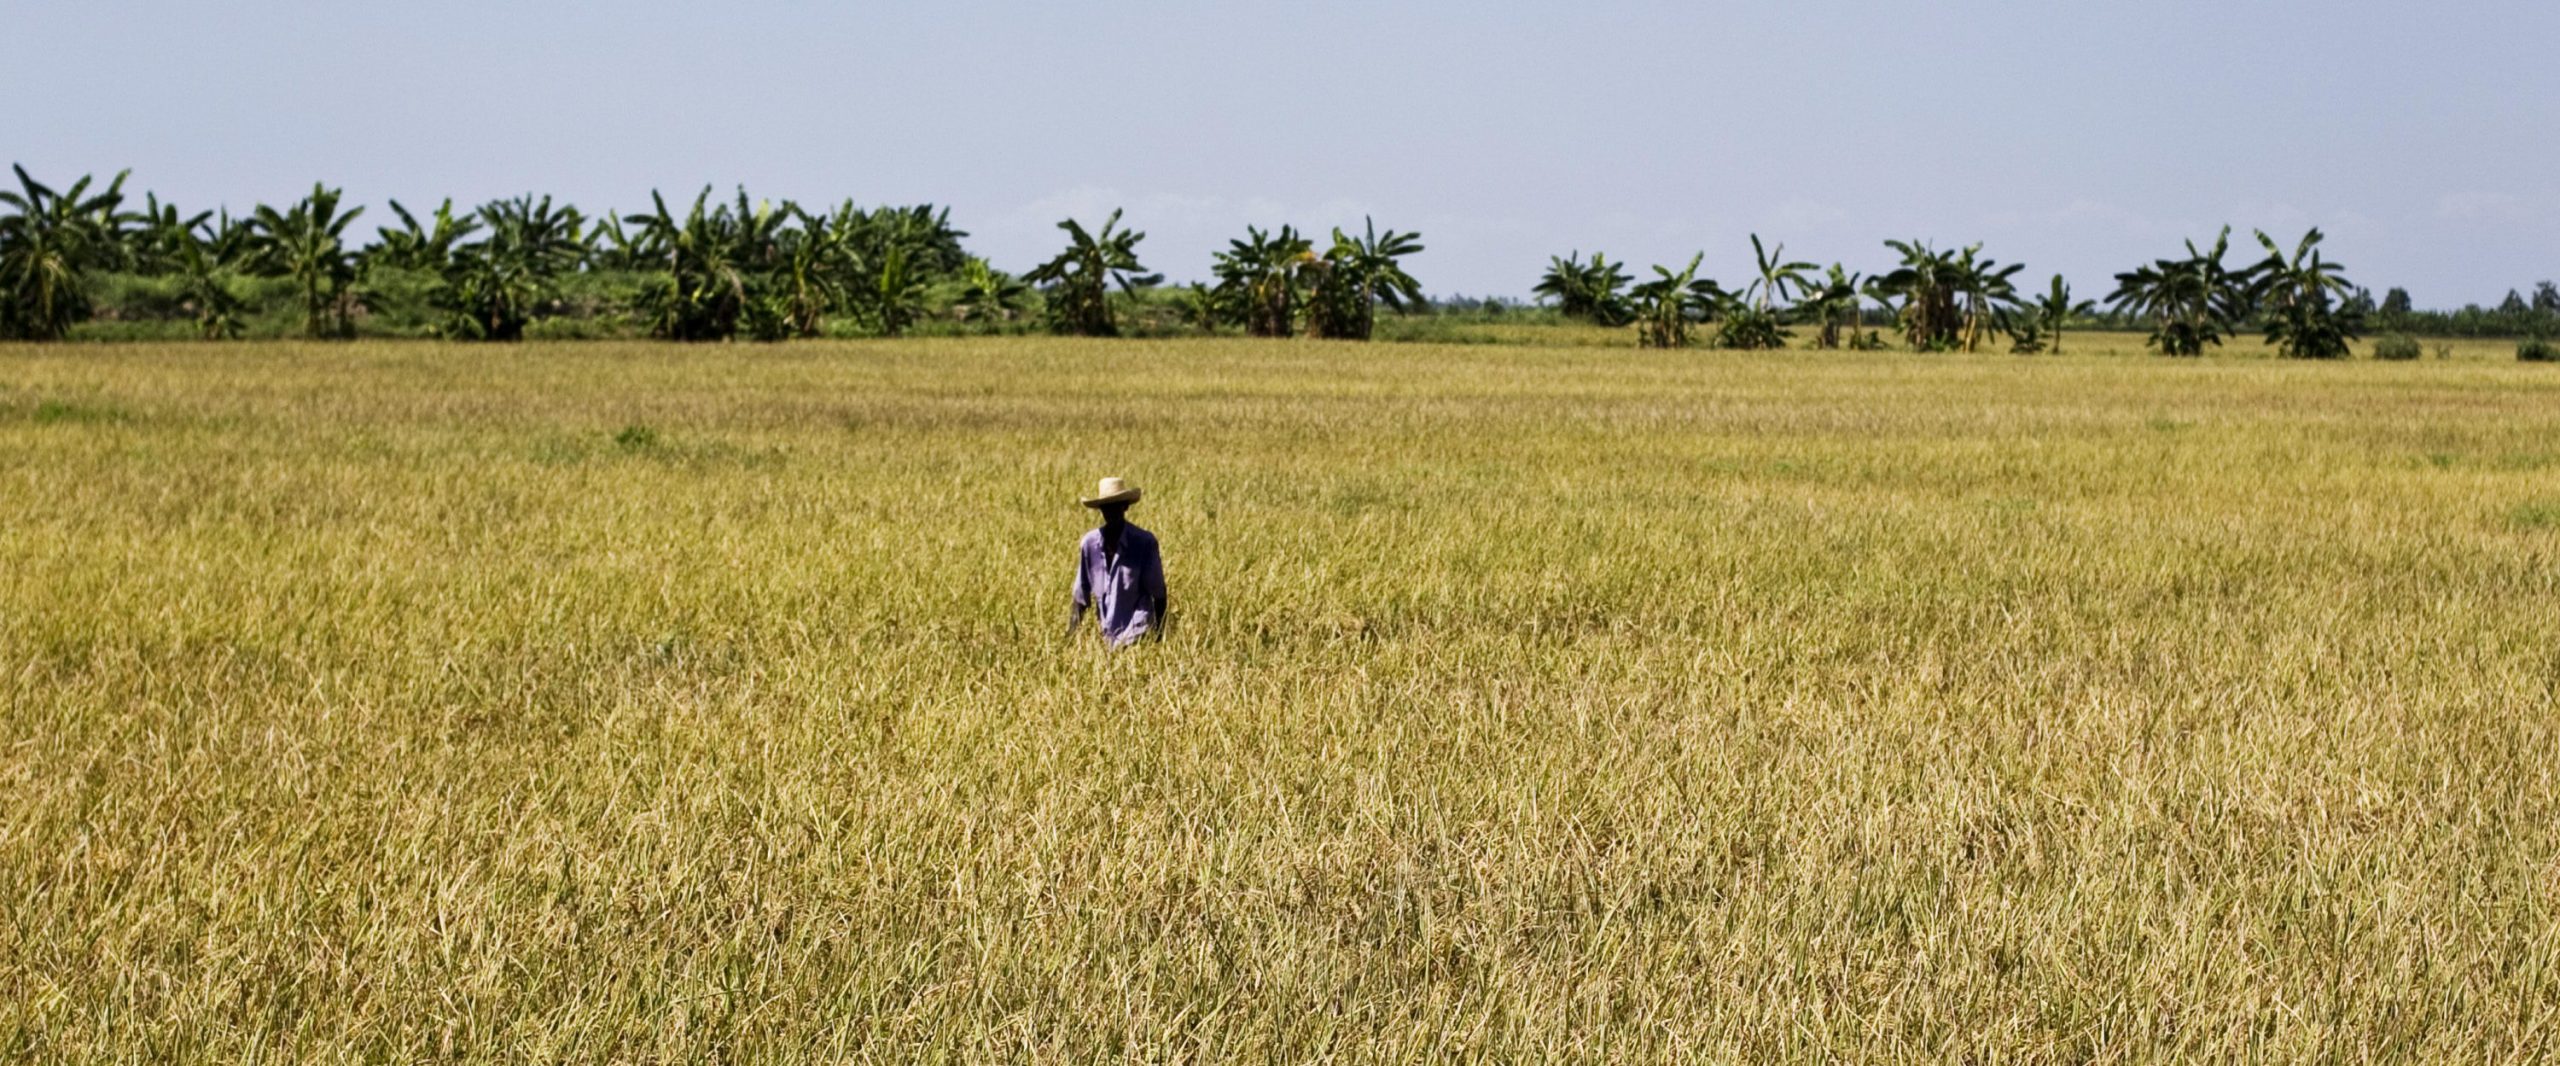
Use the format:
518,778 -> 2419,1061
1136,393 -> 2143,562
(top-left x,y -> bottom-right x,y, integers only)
1081,476 -> 1143,508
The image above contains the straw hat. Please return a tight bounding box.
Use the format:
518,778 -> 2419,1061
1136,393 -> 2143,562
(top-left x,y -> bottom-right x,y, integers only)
1081,476 -> 1143,508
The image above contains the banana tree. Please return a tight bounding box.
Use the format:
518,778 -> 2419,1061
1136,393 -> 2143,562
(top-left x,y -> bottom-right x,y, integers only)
2252,228 -> 2359,359
2107,227 -> 2258,356
2012,275 -> 2093,354
443,194 -> 586,341
951,257 -> 1029,323
1533,250 -> 1633,326
1629,253 -> 1725,349
249,182 -> 366,338
1792,265 -> 1863,349
1213,225 -> 1315,336
123,193 -> 214,274
1870,240 -> 1965,350
371,199 -> 482,272
1305,218 -> 1423,340
1023,209 -> 1158,337
866,243 -> 930,337
173,229 -> 244,339
1952,245 -> 2024,352
1174,282 -> 1223,334
770,203 -> 848,337
0,166 -> 131,340
623,187 -> 782,341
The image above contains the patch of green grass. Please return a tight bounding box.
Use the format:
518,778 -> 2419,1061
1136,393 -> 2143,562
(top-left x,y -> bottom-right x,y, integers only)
6,397 -> 131,425
2511,500 -> 2560,530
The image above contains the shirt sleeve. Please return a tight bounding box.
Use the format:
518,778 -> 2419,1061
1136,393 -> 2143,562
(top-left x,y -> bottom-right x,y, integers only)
1071,539 -> 1091,608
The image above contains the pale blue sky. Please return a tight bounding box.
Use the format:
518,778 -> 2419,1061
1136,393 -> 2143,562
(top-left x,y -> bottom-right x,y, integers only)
11,0 -> 2556,305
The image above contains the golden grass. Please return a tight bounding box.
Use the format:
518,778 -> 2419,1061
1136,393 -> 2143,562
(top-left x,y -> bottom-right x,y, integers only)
3,333 -> 2557,1061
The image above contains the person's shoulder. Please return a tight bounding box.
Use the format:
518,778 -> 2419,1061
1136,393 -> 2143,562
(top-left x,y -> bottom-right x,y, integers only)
1127,524 -> 1161,547
1077,528 -> 1103,549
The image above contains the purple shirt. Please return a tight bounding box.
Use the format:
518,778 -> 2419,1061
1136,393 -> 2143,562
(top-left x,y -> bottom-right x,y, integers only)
1073,524 -> 1166,647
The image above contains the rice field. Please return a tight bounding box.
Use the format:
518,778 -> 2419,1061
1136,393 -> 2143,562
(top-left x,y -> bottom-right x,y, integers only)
3,333 -> 2557,1061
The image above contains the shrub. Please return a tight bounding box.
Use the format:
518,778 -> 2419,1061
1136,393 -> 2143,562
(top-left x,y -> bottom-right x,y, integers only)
2521,338 -> 2559,363
2372,334 -> 2422,361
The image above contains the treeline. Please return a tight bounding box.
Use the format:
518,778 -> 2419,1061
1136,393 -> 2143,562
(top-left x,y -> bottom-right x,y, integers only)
0,167 -> 1014,343
6,164 -> 2555,354
0,166 -> 1424,344
2367,283 -> 2560,338
1537,230 -> 2557,359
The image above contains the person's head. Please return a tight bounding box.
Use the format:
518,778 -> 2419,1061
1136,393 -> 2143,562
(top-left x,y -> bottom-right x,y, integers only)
1081,476 -> 1142,526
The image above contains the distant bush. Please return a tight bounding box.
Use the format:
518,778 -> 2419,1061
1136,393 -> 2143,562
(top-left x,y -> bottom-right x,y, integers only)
2521,338 -> 2559,363
2372,334 -> 2421,361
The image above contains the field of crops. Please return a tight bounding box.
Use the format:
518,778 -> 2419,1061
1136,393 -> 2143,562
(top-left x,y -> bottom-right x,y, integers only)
5,333 -> 2557,1060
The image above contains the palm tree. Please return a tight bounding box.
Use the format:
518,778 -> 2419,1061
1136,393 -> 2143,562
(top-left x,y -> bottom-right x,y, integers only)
2252,228 -> 2359,359
1305,218 -> 1423,340
2107,227 -> 2257,356
249,182 -> 366,338
1212,225 -> 1315,336
0,166 -> 131,340
1022,209 -> 1157,337
1629,254 -> 1724,349
1533,250 -> 1633,326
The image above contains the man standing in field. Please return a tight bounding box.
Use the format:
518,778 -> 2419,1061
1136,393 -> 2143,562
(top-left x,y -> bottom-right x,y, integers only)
1068,476 -> 1168,647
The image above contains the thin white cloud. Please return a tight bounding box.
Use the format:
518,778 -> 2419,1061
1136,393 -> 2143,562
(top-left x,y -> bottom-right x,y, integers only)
2435,191 -> 2539,223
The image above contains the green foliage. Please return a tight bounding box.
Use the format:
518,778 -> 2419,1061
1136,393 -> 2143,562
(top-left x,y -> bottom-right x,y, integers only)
863,243 -> 929,338
440,195 -> 588,342
1173,282 -> 1224,334
2372,333 -> 2421,361
2520,337 -> 2559,363
1869,241 -> 2019,352
2253,229 -> 2361,359
1629,254 -> 1723,349
1714,305 -> 1788,350
2015,275 -> 2094,354
1533,251 -> 1633,327
1,165 -> 131,340
950,257 -> 1030,325
173,235 -> 246,338
1213,226 -> 1315,336
1303,219 -> 1424,341
1793,265 -> 1863,349
369,199 -> 481,273
248,182 -> 366,339
1023,209 -> 1157,337
2107,227 -> 2257,357
622,188 -> 778,342
1711,236 -> 1810,350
